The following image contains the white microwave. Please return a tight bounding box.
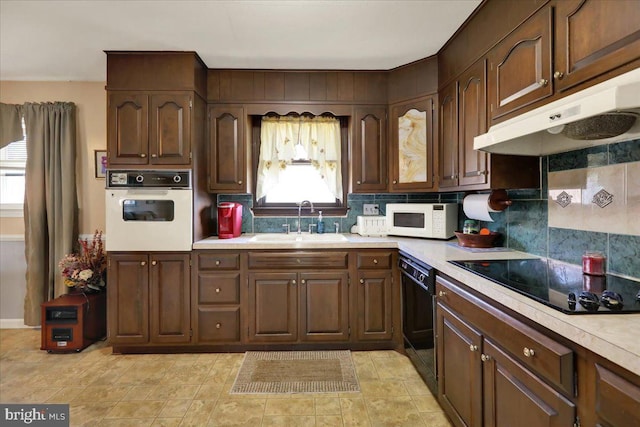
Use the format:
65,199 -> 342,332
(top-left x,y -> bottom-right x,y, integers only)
385,203 -> 458,239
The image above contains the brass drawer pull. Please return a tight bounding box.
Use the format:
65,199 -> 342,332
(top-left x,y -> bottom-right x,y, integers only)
523,347 -> 535,358
215,260 -> 221,266
215,288 -> 221,293
554,71 -> 564,79
216,323 -> 221,329
360,279 -> 365,284
539,79 -> 549,87
151,260 -> 157,266
373,259 -> 378,264
469,345 -> 478,352
438,291 -> 447,297
481,354 -> 491,362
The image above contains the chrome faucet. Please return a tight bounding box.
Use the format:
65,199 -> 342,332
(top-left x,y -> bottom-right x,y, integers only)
297,200 -> 314,234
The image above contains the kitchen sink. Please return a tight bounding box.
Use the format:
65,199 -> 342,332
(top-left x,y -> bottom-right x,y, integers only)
249,233 -> 348,243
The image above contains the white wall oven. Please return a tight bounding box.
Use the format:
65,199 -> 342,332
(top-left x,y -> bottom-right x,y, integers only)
105,170 -> 192,251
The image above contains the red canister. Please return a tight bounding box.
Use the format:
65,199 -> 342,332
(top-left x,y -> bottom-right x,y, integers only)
582,252 -> 606,276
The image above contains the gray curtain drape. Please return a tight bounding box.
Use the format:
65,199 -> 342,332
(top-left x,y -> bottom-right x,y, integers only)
23,102 -> 79,326
0,102 -> 24,148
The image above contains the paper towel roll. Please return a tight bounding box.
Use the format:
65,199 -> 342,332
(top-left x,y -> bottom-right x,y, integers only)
463,193 -> 499,222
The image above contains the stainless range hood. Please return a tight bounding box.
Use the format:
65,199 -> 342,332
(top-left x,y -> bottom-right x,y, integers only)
474,68 -> 640,156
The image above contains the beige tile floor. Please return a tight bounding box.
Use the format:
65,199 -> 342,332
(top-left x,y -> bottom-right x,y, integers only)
0,329 -> 452,426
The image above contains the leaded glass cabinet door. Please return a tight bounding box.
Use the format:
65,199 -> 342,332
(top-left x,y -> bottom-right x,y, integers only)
390,95 -> 436,192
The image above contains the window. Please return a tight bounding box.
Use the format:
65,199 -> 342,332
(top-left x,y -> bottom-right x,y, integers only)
0,123 -> 26,217
252,114 -> 348,215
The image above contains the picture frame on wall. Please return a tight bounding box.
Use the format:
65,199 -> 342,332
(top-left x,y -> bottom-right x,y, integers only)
95,150 -> 107,179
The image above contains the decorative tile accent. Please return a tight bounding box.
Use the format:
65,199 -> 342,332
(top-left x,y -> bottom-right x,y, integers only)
555,190 -> 573,208
591,189 -> 614,208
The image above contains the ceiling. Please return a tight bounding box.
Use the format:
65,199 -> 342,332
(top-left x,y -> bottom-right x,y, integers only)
0,0 -> 481,82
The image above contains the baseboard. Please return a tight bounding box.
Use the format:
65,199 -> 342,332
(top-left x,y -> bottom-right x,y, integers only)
0,319 -> 37,329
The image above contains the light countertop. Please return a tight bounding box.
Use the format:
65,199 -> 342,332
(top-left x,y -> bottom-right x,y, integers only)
193,234 -> 640,374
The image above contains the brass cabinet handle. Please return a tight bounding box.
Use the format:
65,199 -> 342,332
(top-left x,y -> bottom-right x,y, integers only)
238,180 -> 243,185
393,180 -> 398,184
438,291 -> 447,297
469,345 -> 478,352
301,279 -> 306,284
215,260 -> 220,266
373,259 -> 378,264
523,347 -> 535,358
444,175 -> 456,180
356,180 -> 361,185
539,79 -> 549,87
481,354 -> 491,362
359,279 -> 365,284
292,280 -> 296,285
151,260 -> 157,266
140,261 -> 146,266
140,153 -> 146,158
554,71 -> 564,79
215,288 -> 221,293
151,154 -> 157,158
216,323 -> 221,329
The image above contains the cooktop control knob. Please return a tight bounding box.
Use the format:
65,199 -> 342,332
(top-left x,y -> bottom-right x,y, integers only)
135,174 -> 144,183
173,175 -> 182,183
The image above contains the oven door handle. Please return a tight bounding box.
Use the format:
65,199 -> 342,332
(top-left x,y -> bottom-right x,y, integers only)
125,189 -> 170,196
400,271 -> 432,294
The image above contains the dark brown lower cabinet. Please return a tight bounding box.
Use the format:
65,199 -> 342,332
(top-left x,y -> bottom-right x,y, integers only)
355,270 -> 394,342
108,252 -> 190,348
247,270 -> 349,343
483,339 -> 575,427
436,303 -> 483,427
436,275 -> 577,427
594,364 -> 640,427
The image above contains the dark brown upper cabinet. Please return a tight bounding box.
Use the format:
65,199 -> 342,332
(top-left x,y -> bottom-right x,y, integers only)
389,95 -> 436,192
440,60 -> 490,189
207,105 -> 246,193
106,52 -> 206,168
553,0 -> 640,92
488,1 -> 640,124
487,5 -> 554,124
439,59 -> 539,191
107,92 -> 192,166
352,106 -> 388,192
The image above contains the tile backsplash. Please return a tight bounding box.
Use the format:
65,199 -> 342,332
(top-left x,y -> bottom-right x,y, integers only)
217,139 -> 640,278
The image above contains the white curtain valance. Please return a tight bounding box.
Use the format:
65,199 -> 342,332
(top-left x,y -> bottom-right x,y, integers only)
256,116 -> 342,201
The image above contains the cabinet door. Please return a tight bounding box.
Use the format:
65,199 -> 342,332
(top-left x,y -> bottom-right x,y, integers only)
107,92 -> 149,166
353,107 -> 388,192
483,339 -> 575,427
107,253 -> 149,344
208,106 -> 246,192
248,272 -> 298,342
149,94 -> 192,165
299,271 -> 349,342
437,302 -> 483,427
594,364 -> 640,427
458,60 -> 488,187
390,96 -> 436,192
438,82 -> 459,189
149,253 -> 191,343
488,6 -> 553,123
355,270 -> 393,341
554,0 -> 640,92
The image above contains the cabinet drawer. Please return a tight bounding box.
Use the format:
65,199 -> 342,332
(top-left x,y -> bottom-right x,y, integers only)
197,253 -> 240,270
436,276 -> 574,396
196,307 -> 240,343
197,272 -> 240,304
248,252 -> 348,269
357,252 -> 393,269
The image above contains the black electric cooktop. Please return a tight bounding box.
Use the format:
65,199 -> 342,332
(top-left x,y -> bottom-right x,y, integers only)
449,258 -> 640,314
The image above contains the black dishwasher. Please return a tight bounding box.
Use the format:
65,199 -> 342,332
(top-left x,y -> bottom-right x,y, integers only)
399,251 -> 437,395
